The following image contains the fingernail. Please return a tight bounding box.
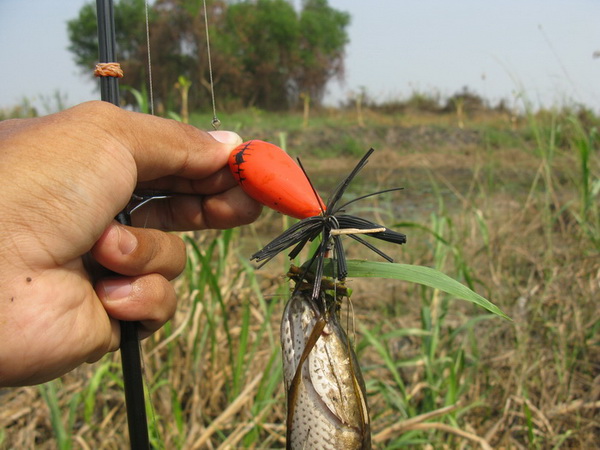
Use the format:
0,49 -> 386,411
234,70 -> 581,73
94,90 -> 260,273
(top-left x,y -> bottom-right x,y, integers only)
118,226 -> 137,255
208,130 -> 243,145
102,279 -> 132,301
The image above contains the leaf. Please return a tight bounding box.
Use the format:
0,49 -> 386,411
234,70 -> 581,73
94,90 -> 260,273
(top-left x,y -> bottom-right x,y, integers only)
322,259 -> 510,320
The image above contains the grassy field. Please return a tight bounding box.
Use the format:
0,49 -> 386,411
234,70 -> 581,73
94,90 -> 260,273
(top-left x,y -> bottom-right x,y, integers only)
1,103 -> 598,448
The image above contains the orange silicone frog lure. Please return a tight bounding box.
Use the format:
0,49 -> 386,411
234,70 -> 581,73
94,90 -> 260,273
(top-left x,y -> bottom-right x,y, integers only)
228,139 -> 406,301
228,140 -> 326,220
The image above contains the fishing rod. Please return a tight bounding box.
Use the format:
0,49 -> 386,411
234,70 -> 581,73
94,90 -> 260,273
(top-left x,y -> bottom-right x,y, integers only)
95,0 -> 150,448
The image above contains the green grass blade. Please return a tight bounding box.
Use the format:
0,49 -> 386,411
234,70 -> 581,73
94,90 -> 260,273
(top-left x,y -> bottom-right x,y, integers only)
39,381 -> 71,450
359,325 -> 409,400
83,361 -> 112,423
324,259 -> 510,320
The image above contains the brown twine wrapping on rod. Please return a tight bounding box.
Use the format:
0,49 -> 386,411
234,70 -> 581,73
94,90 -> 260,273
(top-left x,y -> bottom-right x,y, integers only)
94,62 -> 124,78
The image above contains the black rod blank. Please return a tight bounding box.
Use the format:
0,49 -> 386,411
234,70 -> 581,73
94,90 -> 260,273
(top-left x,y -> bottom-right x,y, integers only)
96,1 -> 150,448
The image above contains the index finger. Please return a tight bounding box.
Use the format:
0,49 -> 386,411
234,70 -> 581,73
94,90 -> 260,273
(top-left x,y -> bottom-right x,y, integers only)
73,102 -> 243,183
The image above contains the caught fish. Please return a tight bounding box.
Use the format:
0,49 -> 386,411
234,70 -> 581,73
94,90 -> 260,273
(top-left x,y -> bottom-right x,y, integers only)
281,267 -> 371,449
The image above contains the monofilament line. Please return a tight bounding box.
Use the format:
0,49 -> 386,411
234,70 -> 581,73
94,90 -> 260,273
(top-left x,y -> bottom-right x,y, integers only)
144,0 -> 154,115
203,0 -> 220,129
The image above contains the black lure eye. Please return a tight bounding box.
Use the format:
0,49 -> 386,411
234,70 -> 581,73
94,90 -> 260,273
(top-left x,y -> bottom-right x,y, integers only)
251,148 -> 407,301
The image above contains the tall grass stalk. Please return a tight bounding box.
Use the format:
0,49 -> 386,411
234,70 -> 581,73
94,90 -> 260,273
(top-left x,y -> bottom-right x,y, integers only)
38,381 -> 76,450
569,116 -> 600,248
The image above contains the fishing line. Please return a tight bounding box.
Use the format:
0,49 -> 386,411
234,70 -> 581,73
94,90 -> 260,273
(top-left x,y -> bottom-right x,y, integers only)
144,0 -> 154,115
129,196 -> 170,445
203,0 -> 221,130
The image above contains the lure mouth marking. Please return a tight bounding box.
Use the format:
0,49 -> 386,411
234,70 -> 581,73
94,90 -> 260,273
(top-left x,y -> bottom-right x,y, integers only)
231,140 -> 254,183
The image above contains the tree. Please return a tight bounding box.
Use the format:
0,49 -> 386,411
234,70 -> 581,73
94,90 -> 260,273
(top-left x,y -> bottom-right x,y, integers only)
149,0 -> 231,112
223,0 -> 301,109
67,0 -> 350,111
296,0 -> 350,103
67,0 -> 155,107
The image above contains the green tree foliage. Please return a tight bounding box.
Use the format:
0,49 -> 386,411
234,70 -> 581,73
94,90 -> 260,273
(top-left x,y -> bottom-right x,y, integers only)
67,0 -> 350,111
68,0 -> 150,104
297,0 -> 351,102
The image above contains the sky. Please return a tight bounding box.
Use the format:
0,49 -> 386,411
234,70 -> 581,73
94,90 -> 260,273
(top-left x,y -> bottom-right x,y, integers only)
1,0 -> 599,113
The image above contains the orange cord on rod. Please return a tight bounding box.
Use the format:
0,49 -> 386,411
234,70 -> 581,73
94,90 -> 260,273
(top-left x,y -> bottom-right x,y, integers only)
94,62 -> 124,78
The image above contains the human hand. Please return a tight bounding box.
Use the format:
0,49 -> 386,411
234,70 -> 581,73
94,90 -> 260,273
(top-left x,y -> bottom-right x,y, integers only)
0,101 -> 262,386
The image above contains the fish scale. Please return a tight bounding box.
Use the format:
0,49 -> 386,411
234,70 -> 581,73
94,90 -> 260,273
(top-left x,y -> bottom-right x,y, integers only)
281,284 -> 371,449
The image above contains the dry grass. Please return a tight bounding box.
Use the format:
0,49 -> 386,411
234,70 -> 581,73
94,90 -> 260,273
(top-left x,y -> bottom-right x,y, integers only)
1,107 -> 599,448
